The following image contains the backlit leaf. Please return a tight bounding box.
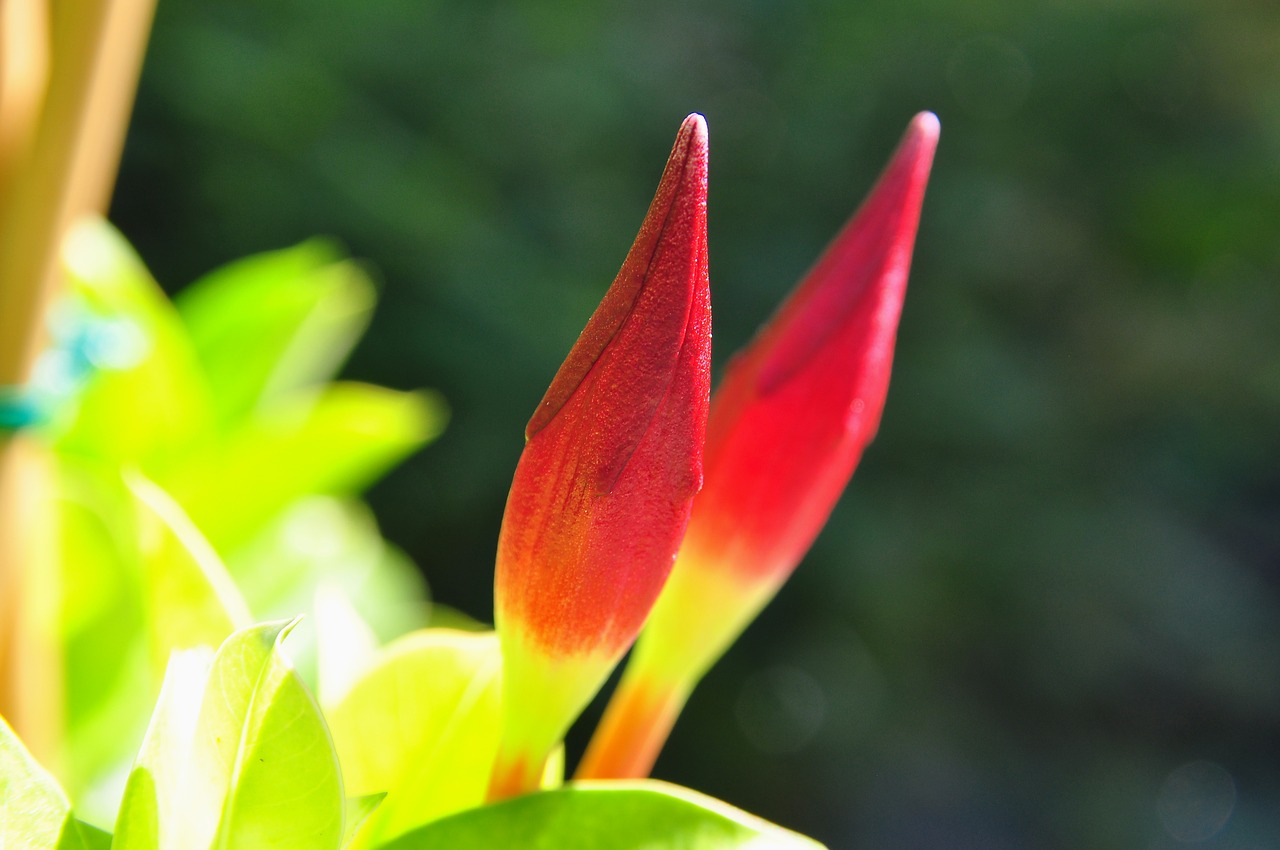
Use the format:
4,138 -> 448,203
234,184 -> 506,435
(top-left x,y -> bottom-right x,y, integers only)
171,621 -> 344,850
175,240 -> 375,428
166,382 -> 445,551
325,630 -> 501,847
0,714 -> 108,850
58,219 -> 214,474
382,781 -> 827,850
126,472 -> 251,671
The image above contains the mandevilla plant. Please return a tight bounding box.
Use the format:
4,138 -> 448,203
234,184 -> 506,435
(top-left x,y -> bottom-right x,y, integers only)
0,5 -> 940,847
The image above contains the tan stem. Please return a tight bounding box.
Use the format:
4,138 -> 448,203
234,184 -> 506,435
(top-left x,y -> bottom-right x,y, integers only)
0,0 -> 157,765
0,438 -> 59,761
0,0 -> 50,204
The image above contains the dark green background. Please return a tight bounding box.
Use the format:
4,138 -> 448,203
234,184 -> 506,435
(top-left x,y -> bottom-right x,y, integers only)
111,1 -> 1280,847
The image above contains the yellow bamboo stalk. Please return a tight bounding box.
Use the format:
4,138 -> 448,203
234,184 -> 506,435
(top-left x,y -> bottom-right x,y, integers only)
0,0 -> 51,383
0,439 -> 58,755
0,0 -> 157,766
0,0 -> 49,201
0,0 -> 52,756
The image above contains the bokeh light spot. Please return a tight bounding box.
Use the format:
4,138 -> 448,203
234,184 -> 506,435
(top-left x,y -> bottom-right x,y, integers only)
734,665 -> 827,755
1156,760 -> 1236,843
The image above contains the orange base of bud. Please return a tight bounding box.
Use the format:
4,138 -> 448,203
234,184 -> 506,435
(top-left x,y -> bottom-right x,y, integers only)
487,749 -> 547,802
575,672 -> 688,780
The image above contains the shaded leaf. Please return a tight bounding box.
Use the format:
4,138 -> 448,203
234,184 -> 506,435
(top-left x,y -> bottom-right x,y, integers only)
111,768 -> 159,850
59,819 -> 113,850
56,465 -> 152,810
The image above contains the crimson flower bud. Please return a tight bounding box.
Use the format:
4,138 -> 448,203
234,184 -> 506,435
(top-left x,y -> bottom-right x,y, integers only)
489,114 -> 712,799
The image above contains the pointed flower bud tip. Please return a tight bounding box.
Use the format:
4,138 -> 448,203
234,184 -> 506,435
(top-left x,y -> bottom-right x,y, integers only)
490,114 -> 711,798
690,110 -> 938,588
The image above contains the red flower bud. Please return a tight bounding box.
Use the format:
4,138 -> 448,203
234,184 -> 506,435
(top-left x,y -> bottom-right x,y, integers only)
489,114 -> 711,799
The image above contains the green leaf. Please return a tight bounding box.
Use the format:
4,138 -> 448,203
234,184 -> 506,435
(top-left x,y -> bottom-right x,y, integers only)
112,768 -> 159,850
173,621 -> 344,850
325,630 -> 502,848
341,794 -> 386,850
1,714 -> 73,848
57,219 -> 214,473
381,781 -> 828,850
126,472 -> 251,671
57,466 -> 250,816
58,819 -> 113,850
215,622 -> 344,850
175,240 -> 377,429
112,648 -> 213,850
165,382 -> 446,551
0,714 -> 110,850
56,464 -> 152,809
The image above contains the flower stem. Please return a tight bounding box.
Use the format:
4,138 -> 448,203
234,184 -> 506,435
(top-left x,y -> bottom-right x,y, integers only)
486,748 -> 548,802
575,665 -> 690,780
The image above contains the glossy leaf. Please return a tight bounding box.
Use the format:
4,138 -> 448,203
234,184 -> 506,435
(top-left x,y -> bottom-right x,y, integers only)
1,713 -> 73,848
324,630 -> 502,848
57,467 -> 250,817
381,781 -> 826,850
175,239 -> 375,429
177,621 -> 344,850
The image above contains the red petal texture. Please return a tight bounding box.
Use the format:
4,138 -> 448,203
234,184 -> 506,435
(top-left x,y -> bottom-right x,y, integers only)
683,111 -> 938,585
494,114 -> 711,658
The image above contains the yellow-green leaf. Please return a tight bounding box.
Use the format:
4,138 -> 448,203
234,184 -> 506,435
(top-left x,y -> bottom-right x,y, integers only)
326,630 -> 502,847
175,240 -> 375,428
126,472 -> 251,671
383,781 -> 827,850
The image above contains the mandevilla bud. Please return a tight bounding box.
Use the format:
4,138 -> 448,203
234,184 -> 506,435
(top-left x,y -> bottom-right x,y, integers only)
578,112 -> 940,780
488,114 -> 712,800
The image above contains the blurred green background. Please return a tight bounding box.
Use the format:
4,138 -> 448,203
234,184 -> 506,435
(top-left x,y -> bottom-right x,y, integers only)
109,0 -> 1280,847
